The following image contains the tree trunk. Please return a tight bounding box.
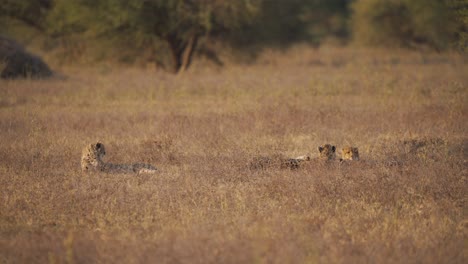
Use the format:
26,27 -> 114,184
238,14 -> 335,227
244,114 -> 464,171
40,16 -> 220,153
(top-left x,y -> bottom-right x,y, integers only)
179,34 -> 198,73
166,33 -> 198,74
166,34 -> 185,73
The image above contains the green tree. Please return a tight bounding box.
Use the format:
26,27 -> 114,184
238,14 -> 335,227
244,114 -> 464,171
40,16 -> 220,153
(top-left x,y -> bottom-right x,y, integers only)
228,0 -> 350,50
2,0 -> 262,72
446,0 -> 468,51
50,0 -> 262,73
0,0 -> 52,31
137,0 -> 261,72
351,0 -> 460,50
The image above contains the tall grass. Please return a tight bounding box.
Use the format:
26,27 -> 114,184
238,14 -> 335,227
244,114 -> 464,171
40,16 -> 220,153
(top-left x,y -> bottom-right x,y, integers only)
0,47 -> 466,263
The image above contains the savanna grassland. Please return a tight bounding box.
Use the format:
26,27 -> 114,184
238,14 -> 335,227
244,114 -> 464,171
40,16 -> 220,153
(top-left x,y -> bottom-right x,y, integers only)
0,47 -> 467,263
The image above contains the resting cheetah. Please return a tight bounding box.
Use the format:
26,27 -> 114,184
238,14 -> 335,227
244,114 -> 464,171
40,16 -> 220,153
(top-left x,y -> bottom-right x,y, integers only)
281,155 -> 311,169
250,142 -> 337,171
81,142 -> 158,174
340,146 -> 359,161
250,154 -> 311,170
318,144 -> 336,160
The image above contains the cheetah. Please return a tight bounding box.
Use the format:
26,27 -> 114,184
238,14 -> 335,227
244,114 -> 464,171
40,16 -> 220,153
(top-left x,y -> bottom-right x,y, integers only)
249,154 -> 311,170
281,155 -> 311,169
318,144 -> 337,160
340,146 -> 360,161
81,142 -> 158,174
249,143 -> 337,171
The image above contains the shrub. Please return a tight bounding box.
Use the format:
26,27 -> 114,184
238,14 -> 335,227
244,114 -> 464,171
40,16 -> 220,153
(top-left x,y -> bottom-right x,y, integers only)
351,0 -> 459,50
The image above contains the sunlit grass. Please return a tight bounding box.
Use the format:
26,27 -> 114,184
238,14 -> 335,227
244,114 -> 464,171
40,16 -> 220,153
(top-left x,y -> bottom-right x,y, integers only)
0,46 -> 466,263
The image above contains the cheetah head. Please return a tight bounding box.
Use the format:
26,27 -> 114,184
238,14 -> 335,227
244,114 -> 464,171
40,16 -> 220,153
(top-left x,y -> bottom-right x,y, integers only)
81,142 -> 107,172
341,147 -> 359,161
318,144 -> 336,160
93,142 -> 106,159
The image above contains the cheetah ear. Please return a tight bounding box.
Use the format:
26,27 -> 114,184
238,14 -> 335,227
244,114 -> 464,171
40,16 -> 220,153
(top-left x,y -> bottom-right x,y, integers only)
96,143 -> 102,149
332,146 -> 336,152
318,146 -> 323,153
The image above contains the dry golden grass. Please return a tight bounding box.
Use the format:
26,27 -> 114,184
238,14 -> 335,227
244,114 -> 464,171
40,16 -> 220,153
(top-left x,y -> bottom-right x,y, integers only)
0,47 -> 467,263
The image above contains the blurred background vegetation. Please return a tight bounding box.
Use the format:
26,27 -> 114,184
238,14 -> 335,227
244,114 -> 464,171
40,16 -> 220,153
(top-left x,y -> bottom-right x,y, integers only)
0,0 -> 466,72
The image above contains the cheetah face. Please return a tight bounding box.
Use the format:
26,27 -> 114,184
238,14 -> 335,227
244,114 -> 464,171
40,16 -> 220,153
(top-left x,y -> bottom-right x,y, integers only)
318,144 -> 336,160
94,142 -> 106,159
341,147 -> 359,161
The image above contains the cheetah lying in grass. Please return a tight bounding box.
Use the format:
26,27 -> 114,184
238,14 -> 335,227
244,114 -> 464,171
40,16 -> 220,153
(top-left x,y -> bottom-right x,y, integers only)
250,144 -> 337,170
81,142 -> 158,174
340,146 -> 360,161
250,154 -> 311,170
318,144 -> 336,160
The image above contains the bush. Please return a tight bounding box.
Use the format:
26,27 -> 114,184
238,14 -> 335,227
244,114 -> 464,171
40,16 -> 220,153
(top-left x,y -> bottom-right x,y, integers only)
351,0 -> 459,50
447,0 -> 468,52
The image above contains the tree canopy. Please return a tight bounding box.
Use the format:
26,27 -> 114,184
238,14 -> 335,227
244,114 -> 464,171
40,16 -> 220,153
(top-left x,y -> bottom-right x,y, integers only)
1,0 -> 465,72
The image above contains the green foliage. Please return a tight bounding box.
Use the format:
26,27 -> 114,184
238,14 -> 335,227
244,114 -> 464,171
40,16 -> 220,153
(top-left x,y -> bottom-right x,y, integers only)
49,0 -> 262,43
351,0 -> 460,50
446,0 -> 468,51
1,0 -> 465,68
0,0 -> 51,30
43,0 -> 263,68
0,0 -> 351,66
45,0 -> 90,36
228,0 -> 349,48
